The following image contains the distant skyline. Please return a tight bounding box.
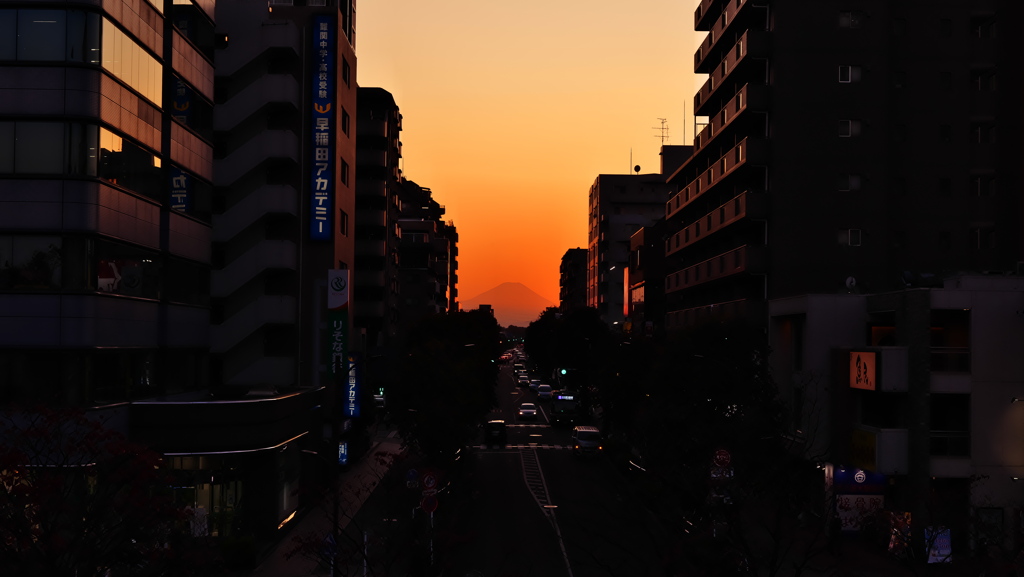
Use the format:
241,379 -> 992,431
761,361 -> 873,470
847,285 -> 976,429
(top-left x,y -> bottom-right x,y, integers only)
356,0 -> 704,304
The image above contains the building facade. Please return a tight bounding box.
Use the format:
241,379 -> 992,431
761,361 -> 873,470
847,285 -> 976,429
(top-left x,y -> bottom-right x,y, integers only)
664,0 -> 1022,334
0,0 -> 214,405
587,174 -> 673,328
559,247 -> 587,314
354,87 -> 402,353
770,275 -> 1024,552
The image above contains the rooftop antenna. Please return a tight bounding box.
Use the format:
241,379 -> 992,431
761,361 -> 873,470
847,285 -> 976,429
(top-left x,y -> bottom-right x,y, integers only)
652,118 -> 670,145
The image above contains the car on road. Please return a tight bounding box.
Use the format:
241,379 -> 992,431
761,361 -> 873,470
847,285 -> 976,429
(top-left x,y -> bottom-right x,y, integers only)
571,425 -> 603,458
483,419 -> 507,448
518,402 -> 537,420
529,379 -> 541,392
536,384 -> 553,401
517,374 -> 531,387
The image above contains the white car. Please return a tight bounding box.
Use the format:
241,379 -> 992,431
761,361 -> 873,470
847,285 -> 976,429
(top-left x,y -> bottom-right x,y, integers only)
518,402 -> 538,420
536,384 -> 553,400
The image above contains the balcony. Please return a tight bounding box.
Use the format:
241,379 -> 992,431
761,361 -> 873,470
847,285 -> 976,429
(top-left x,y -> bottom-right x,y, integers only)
666,298 -> 749,330
665,244 -> 766,293
694,0 -> 754,73
694,0 -> 719,30
666,191 -> 766,256
666,137 -> 768,219
694,31 -> 768,116
691,84 -> 767,160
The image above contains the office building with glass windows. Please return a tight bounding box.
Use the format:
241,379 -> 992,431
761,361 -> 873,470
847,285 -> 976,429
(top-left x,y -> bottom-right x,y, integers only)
0,0 -> 215,408
0,0 -> 359,552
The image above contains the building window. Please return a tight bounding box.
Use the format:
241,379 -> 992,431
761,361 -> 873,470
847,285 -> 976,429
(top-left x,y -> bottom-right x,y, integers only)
971,69 -> 997,91
340,158 -> 349,185
342,57 -> 351,87
929,394 -> 970,457
338,209 -> 348,236
971,174 -> 995,196
971,123 -> 995,144
838,174 -> 862,191
971,227 -> 995,250
971,16 -> 996,38
838,65 -> 862,83
839,11 -> 863,29
838,119 -> 861,137
341,108 -> 350,136
846,229 -> 862,246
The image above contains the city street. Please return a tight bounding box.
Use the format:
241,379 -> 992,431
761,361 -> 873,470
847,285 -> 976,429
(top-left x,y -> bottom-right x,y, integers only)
333,361 -> 673,576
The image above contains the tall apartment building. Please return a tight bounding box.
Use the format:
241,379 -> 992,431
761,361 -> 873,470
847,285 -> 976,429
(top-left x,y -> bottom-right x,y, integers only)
668,0 -> 1024,555
395,179 -> 457,336
0,2 -> 214,408
355,87 -> 402,352
212,0 -> 356,394
587,173 -> 674,328
664,0 -> 1022,334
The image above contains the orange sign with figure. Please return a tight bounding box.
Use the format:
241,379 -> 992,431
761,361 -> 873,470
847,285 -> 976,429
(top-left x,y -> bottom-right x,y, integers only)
850,351 -> 877,390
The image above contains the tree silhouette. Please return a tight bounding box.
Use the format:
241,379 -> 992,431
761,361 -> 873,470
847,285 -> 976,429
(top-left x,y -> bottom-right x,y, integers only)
0,406 -> 202,576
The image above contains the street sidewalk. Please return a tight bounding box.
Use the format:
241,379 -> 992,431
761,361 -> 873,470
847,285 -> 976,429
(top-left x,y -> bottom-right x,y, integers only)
246,428 -> 404,577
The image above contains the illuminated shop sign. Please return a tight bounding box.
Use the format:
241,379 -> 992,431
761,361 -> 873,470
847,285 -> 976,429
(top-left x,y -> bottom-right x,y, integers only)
849,351 -> 876,391
346,352 -> 360,418
310,15 -> 335,240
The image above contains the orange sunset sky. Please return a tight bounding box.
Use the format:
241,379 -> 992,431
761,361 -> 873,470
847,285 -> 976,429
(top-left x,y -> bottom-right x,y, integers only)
356,0 -> 704,305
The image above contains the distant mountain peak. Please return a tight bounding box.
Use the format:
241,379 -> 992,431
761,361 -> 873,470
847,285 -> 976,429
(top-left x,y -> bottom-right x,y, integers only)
462,282 -> 555,328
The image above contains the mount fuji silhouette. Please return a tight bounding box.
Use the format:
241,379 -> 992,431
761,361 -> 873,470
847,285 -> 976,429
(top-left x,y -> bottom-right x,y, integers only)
461,282 -> 555,328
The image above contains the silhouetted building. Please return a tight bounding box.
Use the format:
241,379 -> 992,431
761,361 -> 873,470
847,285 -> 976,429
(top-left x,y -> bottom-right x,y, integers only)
559,248 -> 587,314
355,87 -> 402,352
626,221 -> 667,338
672,0 -> 1024,556
587,170 -> 674,328
664,0 -> 1023,335
395,179 -> 458,336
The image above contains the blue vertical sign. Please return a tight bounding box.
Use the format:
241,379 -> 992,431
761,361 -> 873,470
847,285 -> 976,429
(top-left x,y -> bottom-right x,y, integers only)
310,15 -> 335,240
346,352 -> 360,418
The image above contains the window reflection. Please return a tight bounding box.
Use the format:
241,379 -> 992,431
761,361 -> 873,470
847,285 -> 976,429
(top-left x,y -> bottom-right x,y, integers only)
17,10 -> 66,61
14,122 -> 65,174
96,239 -> 159,299
99,127 -> 162,201
0,236 -> 62,290
0,9 -> 99,63
101,17 -> 162,105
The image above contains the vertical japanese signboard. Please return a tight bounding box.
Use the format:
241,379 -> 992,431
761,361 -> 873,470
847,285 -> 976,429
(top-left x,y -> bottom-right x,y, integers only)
327,269 -> 348,381
310,15 -> 335,240
169,166 -> 190,213
346,352 -> 360,418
